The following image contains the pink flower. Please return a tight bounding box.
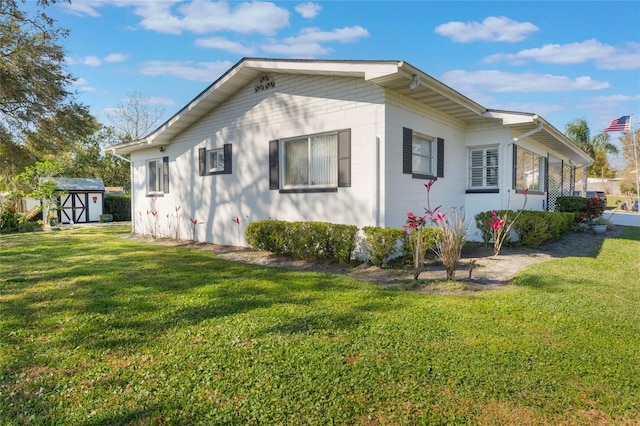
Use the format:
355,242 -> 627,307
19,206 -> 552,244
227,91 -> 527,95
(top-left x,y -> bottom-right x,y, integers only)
491,210 -> 497,220
152,197 -> 157,203
151,211 -> 157,217
431,211 -> 447,222
190,218 -> 198,225
521,188 -> 529,195
232,216 -> 240,224
424,179 -> 436,192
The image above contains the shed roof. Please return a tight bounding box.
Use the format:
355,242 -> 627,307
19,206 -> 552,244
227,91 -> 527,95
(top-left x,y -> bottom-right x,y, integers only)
51,178 -> 105,192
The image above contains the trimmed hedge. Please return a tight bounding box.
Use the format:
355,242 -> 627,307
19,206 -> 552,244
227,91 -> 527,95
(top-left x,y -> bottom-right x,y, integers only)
475,210 -> 574,247
362,226 -> 404,267
104,194 -> 131,222
245,220 -> 358,263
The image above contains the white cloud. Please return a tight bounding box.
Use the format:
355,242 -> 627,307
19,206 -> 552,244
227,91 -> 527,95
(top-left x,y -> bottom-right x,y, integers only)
263,25 -> 369,57
441,70 -> 610,93
59,1 -> 104,17
104,53 -> 129,63
147,97 -> 176,106
72,77 -> 96,92
67,53 -> 129,67
133,1 -> 289,35
195,37 -> 256,55
295,2 -> 321,19
484,40 -> 640,70
139,60 -> 235,82
586,94 -> 640,102
435,16 -> 538,43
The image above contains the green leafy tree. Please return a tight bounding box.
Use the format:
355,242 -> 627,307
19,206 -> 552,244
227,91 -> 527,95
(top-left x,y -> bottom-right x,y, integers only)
1,0 -> 73,131
565,118 -> 619,177
15,160 -> 65,228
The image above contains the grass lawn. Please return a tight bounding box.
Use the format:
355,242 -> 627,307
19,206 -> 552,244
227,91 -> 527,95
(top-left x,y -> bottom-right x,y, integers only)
1,224 -> 639,425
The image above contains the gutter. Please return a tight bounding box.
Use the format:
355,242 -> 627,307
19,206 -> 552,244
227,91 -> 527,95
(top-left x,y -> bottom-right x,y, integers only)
513,121 -> 543,142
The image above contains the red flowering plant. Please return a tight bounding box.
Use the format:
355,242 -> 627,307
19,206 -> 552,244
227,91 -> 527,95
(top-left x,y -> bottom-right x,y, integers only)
402,211 -> 428,280
232,215 -> 248,246
484,189 -> 528,256
189,217 -> 204,242
403,179 -> 469,280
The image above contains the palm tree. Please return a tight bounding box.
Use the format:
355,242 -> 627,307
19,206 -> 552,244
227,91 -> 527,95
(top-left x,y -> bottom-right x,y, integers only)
565,118 -> 619,157
565,118 -> 619,178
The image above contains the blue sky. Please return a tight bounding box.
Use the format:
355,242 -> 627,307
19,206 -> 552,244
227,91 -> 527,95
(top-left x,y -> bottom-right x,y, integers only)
44,1 -> 639,148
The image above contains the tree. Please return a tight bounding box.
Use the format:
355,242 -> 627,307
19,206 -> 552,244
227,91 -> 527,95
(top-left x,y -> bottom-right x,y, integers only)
15,160 -> 65,228
107,92 -> 165,141
565,118 -> 619,177
1,0 -> 73,132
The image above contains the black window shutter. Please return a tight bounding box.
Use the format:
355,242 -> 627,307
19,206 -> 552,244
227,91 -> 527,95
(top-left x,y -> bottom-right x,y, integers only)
512,145 -> 518,189
269,140 -> 279,190
223,144 -> 232,174
337,129 -> 351,187
162,156 -> 169,193
436,137 -> 445,178
402,127 -> 412,174
198,148 -> 206,176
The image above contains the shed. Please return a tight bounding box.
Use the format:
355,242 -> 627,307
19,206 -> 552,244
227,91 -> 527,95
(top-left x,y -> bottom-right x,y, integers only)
51,178 -> 105,224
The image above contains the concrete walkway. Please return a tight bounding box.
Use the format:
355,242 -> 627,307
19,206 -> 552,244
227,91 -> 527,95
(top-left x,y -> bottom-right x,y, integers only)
607,211 -> 640,227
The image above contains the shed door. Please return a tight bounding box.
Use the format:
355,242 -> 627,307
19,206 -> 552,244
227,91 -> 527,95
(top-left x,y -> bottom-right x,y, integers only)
60,193 -> 89,224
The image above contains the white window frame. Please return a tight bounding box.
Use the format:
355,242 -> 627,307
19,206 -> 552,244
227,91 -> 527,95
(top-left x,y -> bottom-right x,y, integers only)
468,146 -> 499,189
146,158 -> 164,195
412,133 -> 435,176
207,148 -> 225,173
515,147 -> 545,191
280,131 -> 338,189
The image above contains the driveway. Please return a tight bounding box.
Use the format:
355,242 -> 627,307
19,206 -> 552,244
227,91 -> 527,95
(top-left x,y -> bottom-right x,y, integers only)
608,211 -> 640,227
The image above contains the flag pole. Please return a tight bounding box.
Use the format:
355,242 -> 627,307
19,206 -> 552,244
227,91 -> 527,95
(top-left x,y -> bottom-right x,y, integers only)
631,114 -> 639,214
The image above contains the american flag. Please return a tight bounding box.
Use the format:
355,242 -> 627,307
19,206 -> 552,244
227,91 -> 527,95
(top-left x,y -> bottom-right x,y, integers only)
603,115 -> 631,132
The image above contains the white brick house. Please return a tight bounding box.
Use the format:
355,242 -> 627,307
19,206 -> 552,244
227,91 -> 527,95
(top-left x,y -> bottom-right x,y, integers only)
110,58 -> 592,246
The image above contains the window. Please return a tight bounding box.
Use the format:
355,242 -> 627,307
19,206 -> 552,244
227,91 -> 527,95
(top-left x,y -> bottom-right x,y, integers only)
468,147 -> 498,189
514,146 -> 545,192
412,134 -> 434,176
147,157 -> 169,195
403,127 -> 444,179
199,144 -> 232,176
269,129 -> 351,192
207,148 -> 225,173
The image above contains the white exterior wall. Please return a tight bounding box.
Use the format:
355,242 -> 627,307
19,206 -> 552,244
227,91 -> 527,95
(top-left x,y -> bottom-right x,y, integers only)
383,91 -> 468,229
130,73 -> 386,246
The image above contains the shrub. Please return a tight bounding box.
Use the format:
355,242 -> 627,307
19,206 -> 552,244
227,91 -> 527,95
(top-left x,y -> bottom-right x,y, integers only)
400,226 -> 441,263
362,226 -> 404,267
245,220 -> 358,263
555,196 -> 586,216
511,211 -> 574,246
555,195 -> 604,222
475,210 -> 515,246
104,194 -> 131,222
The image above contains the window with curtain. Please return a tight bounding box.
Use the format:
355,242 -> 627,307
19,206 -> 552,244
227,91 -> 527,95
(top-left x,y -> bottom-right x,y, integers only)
282,133 -> 338,188
468,146 -> 498,189
515,147 -> 545,191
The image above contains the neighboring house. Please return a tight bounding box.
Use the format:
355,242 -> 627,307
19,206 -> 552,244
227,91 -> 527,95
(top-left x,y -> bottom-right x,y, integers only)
110,58 -> 592,246
49,178 -> 105,224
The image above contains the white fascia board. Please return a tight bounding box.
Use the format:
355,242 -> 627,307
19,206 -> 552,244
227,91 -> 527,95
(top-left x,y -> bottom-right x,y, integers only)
483,110 -> 538,125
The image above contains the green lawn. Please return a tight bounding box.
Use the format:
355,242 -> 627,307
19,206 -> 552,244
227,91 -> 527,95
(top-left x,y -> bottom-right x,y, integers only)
1,224 -> 639,425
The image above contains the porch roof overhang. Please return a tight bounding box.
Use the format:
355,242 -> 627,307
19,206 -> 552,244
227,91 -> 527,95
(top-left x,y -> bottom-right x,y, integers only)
483,110 -> 594,166
110,58 -> 591,167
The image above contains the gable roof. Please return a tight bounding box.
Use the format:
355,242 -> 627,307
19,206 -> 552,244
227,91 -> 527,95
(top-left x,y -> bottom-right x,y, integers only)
110,57 -> 592,165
